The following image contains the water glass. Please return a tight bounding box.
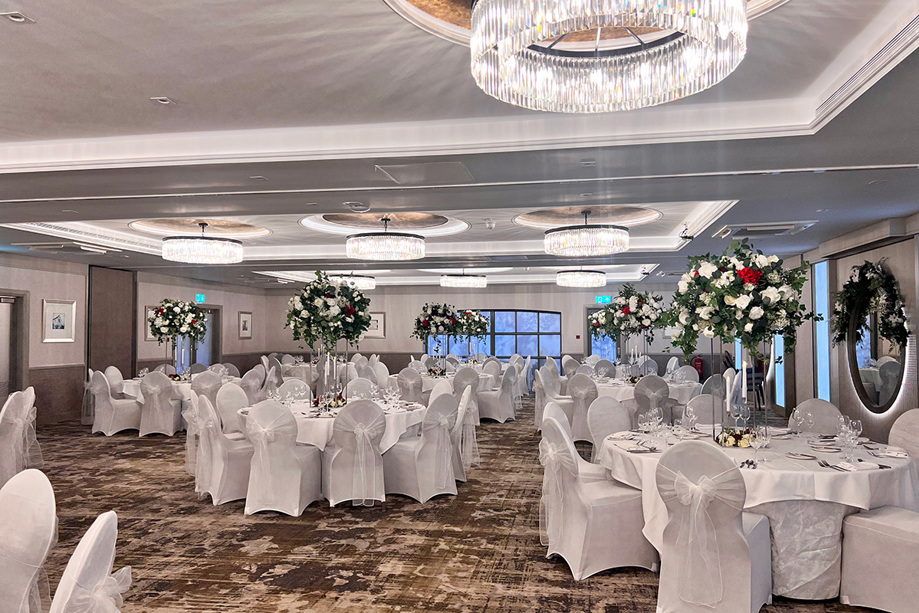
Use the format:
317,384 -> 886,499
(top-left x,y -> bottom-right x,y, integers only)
754,425 -> 770,463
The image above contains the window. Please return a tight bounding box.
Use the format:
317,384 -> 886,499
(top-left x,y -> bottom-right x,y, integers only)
585,308 -> 617,361
813,261 -> 831,401
426,309 -> 562,365
775,334 -> 785,408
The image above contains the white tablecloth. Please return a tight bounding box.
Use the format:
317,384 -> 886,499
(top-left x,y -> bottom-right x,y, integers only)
388,373 -> 494,393
122,379 -> 193,404
237,402 -> 426,452
597,433 -> 919,599
595,380 -> 701,405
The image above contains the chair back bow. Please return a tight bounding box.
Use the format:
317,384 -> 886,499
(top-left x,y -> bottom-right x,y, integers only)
334,405 -> 386,507
422,407 -> 457,489
69,566 -> 132,613
537,438 -> 577,546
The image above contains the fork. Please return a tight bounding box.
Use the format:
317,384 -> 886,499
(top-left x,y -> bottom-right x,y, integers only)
817,459 -> 846,471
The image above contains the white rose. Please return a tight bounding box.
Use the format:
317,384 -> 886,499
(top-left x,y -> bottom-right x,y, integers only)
744,283 -> 755,291
678,280 -> 689,294
326,298 -> 336,307
729,257 -> 743,269
754,254 -> 769,267
629,296 -> 639,310
734,295 -> 752,310
767,255 -> 779,264
698,262 -> 718,278
329,306 -> 341,316
678,310 -> 690,325
696,306 -> 714,320
744,322 -> 753,333
724,295 -> 737,306
313,298 -> 324,307
173,307 -> 180,313
681,273 -> 692,282
180,326 -> 188,333
300,310 -> 309,318
749,306 -> 765,320
761,287 -> 781,304
160,326 -> 169,333
294,297 -> 303,310
702,326 -> 716,338
642,318 -> 651,326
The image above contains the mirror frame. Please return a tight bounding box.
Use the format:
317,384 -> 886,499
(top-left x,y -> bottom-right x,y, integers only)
847,291 -> 904,413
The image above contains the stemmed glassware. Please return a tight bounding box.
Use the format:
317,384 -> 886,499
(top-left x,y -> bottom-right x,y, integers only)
753,425 -> 770,463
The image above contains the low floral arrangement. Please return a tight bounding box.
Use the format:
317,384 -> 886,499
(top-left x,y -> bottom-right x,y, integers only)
312,393 -> 345,409
428,366 -> 447,377
286,271 -> 372,351
411,303 -> 458,354
832,260 -> 909,348
669,239 -> 817,358
148,299 -> 208,344
716,427 -> 755,448
457,309 -> 489,341
590,285 -> 665,342
628,375 -> 643,385
168,373 -> 186,382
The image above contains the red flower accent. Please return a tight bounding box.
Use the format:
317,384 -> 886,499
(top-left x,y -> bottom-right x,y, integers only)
694,271 -> 699,277
157,308 -> 164,314
422,319 -> 429,326
622,307 -> 631,315
737,267 -> 764,285
190,319 -> 196,325
594,321 -> 600,327
345,306 -> 356,316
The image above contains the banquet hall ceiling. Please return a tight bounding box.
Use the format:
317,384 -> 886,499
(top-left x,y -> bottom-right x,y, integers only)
0,1 -> 917,288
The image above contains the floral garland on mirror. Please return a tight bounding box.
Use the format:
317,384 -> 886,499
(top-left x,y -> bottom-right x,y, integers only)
589,284 -> 665,343
285,271 -> 372,351
148,299 -> 207,344
669,239 -> 816,358
832,260 -> 908,347
411,303 -> 458,342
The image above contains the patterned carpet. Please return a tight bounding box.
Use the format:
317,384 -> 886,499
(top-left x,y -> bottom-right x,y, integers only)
35,399 -> 866,612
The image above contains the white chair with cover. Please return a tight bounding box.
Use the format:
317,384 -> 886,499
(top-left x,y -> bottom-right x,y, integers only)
90,372 -> 141,436
0,469 -> 58,613
181,394 -> 200,476
451,388 -> 472,482
877,355 -> 898,367
350,352 -> 363,363
191,370 -> 223,407
383,393 -> 458,503
408,359 -> 426,374
49,511 -> 131,613
701,375 -> 719,396
188,362 -> 208,375
655,441 -> 772,612
878,360 -> 902,406
686,394 -> 724,426
673,364 -> 700,383
539,417 -> 657,580
475,352 -> 487,362
103,366 -> 127,398
585,354 -> 601,366
208,363 -> 228,377
356,361 -> 377,382
215,383 -> 250,435
346,377 -> 375,399
321,400 -> 386,507
196,395 -> 253,505
537,367 -> 575,425
280,354 -> 296,365
428,379 -> 453,405
665,356 -> 680,377
567,373 -> 598,443
81,368 -> 95,426
397,368 -> 424,404
594,359 -> 615,378
260,366 -> 278,400
223,363 -> 241,378
277,379 -> 311,401
477,369 -> 516,423
575,366 -> 591,377
420,355 -> 434,369
244,400 -> 321,516
138,371 -> 182,437
153,364 -> 177,375
286,365 -> 318,388
0,389 -> 43,487
352,355 -> 369,369
546,356 -> 568,392
586,397 -> 632,463
373,362 -> 391,390
839,408 -> 919,612
562,355 -> 580,378
267,357 -> 285,387
519,355 -> 533,395
634,375 -> 678,425
453,368 -> 481,422
791,398 -> 842,434
542,402 -> 609,485
482,360 -> 502,380
639,358 -> 659,376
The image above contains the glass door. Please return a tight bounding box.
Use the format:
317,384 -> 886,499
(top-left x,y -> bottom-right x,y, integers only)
586,307 -> 617,361
175,308 -> 219,370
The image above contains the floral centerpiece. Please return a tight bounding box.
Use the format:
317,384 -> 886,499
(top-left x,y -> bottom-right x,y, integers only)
589,284 -> 665,343
669,240 -> 817,358
147,299 -> 208,344
411,303 -> 458,351
716,427 -> 755,448
457,309 -> 489,340
832,260 -> 908,348
285,271 -> 372,352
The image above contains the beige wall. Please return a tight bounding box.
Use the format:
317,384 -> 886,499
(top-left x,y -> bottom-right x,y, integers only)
136,273 -> 269,360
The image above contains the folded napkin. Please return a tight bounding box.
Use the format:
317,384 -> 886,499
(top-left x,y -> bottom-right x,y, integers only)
608,431 -> 635,440
880,447 -> 909,458
614,440 -> 653,452
837,461 -> 879,472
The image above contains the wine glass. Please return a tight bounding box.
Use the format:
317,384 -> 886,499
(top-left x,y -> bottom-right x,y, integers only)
739,405 -> 751,429
597,367 -> 607,380
754,425 -> 770,463
731,403 -> 743,430
803,411 -> 815,438
791,408 -> 805,438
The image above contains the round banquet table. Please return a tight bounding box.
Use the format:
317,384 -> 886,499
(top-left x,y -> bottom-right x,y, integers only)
237,400 -> 427,452
597,432 -> 919,599
595,379 -> 701,405
387,373 -> 494,393
121,379 -> 194,405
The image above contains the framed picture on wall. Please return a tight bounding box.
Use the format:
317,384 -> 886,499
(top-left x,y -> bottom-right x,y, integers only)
144,305 -> 158,341
238,311 -> 253,339
42,299 -> 76,343
365,312 -> 385,339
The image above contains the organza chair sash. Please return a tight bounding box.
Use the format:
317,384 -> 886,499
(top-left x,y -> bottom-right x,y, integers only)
194,413 -> 217,498
462,408 -> 480,469
657,464 -> 745,607
67,566 -> 131,613
81,379 -> 95,426
141,379 -> 171,414
333,411 -> 385,507
537,438 -> 577,546
423,412 -> 456,489
20,405 -> 42,470
180,403 -> 198,474
246,415 -> 297,481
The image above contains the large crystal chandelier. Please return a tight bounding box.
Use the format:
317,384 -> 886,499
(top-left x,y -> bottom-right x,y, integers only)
556,270 -> 607,288
162,222 -> 243,264
346,217 -> 425,261
470,0 -> 748,113
329,274 -> 376,290
545,210 -> 629,257
440,271 -> 488,288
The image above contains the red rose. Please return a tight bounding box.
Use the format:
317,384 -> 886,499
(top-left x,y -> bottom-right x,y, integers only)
422,319 -> 429,326
345,306 -> 356,316
190,319 -> 195,325
622,307 -> 631,315
738,267 -> 763,285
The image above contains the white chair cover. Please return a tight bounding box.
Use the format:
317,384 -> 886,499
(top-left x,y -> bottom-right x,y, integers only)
215,383 -> 249,434
139,371 -> 181,437
452,368 -> 480,421
889,409 -> 919,463
372,362 -> 390,389
878,360 -> 902,405
331,401 -> 386,507
103,366 -> 125,397
154,364 -> 177,375
276,379 -> 310,401
346,377 -> 374,399
566,374 -> 598,443
188,363 -> 208,375
0,469 -> 58,613
655,441 -> 772,612
575,365 -> 594,375
90,373 -> 141,437
190,371 -> 222,407
82,369 -> 95,426
792,398 -> 842,434
280,354 -> 296,365
562,356 -> 580,378
244,400 -> 321,516
634,375 -> 675,422
639,359 -> 659,376
239,369 -> 264,405
673,365 -> 700,383
196,395 -> 253,505
267,357 -> 285,388
49,511 -> 131,613
223,363 -> 240,378
594,359 -> 615,377
451,387 -> 474,478
586,397 -> 631,462
477,368 -> 515,423
397,368 -> 424,404
665,356 -> 680,377
538,418 -> 579,546
260,366 -> 278,400
350,352 -> 363,363
585,354 -> 601,366
482,361 -> 501,379
180,395 -> 199,476
208,363 -> 228,377
686,394 -> 723,425
428,380 -> 453,405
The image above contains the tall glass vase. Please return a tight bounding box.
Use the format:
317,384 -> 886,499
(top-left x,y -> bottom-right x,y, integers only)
709,339 -> 728,442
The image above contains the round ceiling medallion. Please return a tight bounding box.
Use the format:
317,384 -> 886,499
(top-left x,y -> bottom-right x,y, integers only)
515,205 -> 661,230
301,213 -> 468,237
130,218 -> 270,238
383,0 -> 788,46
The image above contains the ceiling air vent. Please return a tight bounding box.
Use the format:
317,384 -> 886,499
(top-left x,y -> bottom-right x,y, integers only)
12,241 -> 120,255
713,221 -> 816,240
375,162 -> 474,185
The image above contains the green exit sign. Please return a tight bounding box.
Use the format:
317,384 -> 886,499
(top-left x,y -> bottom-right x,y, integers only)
596,295 -> 612,304
195,294 -> 206,304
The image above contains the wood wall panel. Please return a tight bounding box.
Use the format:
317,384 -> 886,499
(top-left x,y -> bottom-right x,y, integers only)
89,267 -> 136,377
30,364 -> 85,425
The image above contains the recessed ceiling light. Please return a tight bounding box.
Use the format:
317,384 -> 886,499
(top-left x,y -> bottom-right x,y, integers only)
1,12 -> 35,24
815,208 -> 829,213
249,175 -> 268,181
344,201 -> 371,213
150,96 -> 174,105
61,209 -> 78,214
580,159 -> 596,167
580,192 -> 594,198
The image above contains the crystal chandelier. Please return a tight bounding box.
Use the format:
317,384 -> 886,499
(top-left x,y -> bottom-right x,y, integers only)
440,271 -> 488,288
556,269 -> 607,288
329,274 -> 376,291
545,210 -> 629,257
470,0 -> 748,113
346,217 -> 425,261
162,222 -> 243,264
